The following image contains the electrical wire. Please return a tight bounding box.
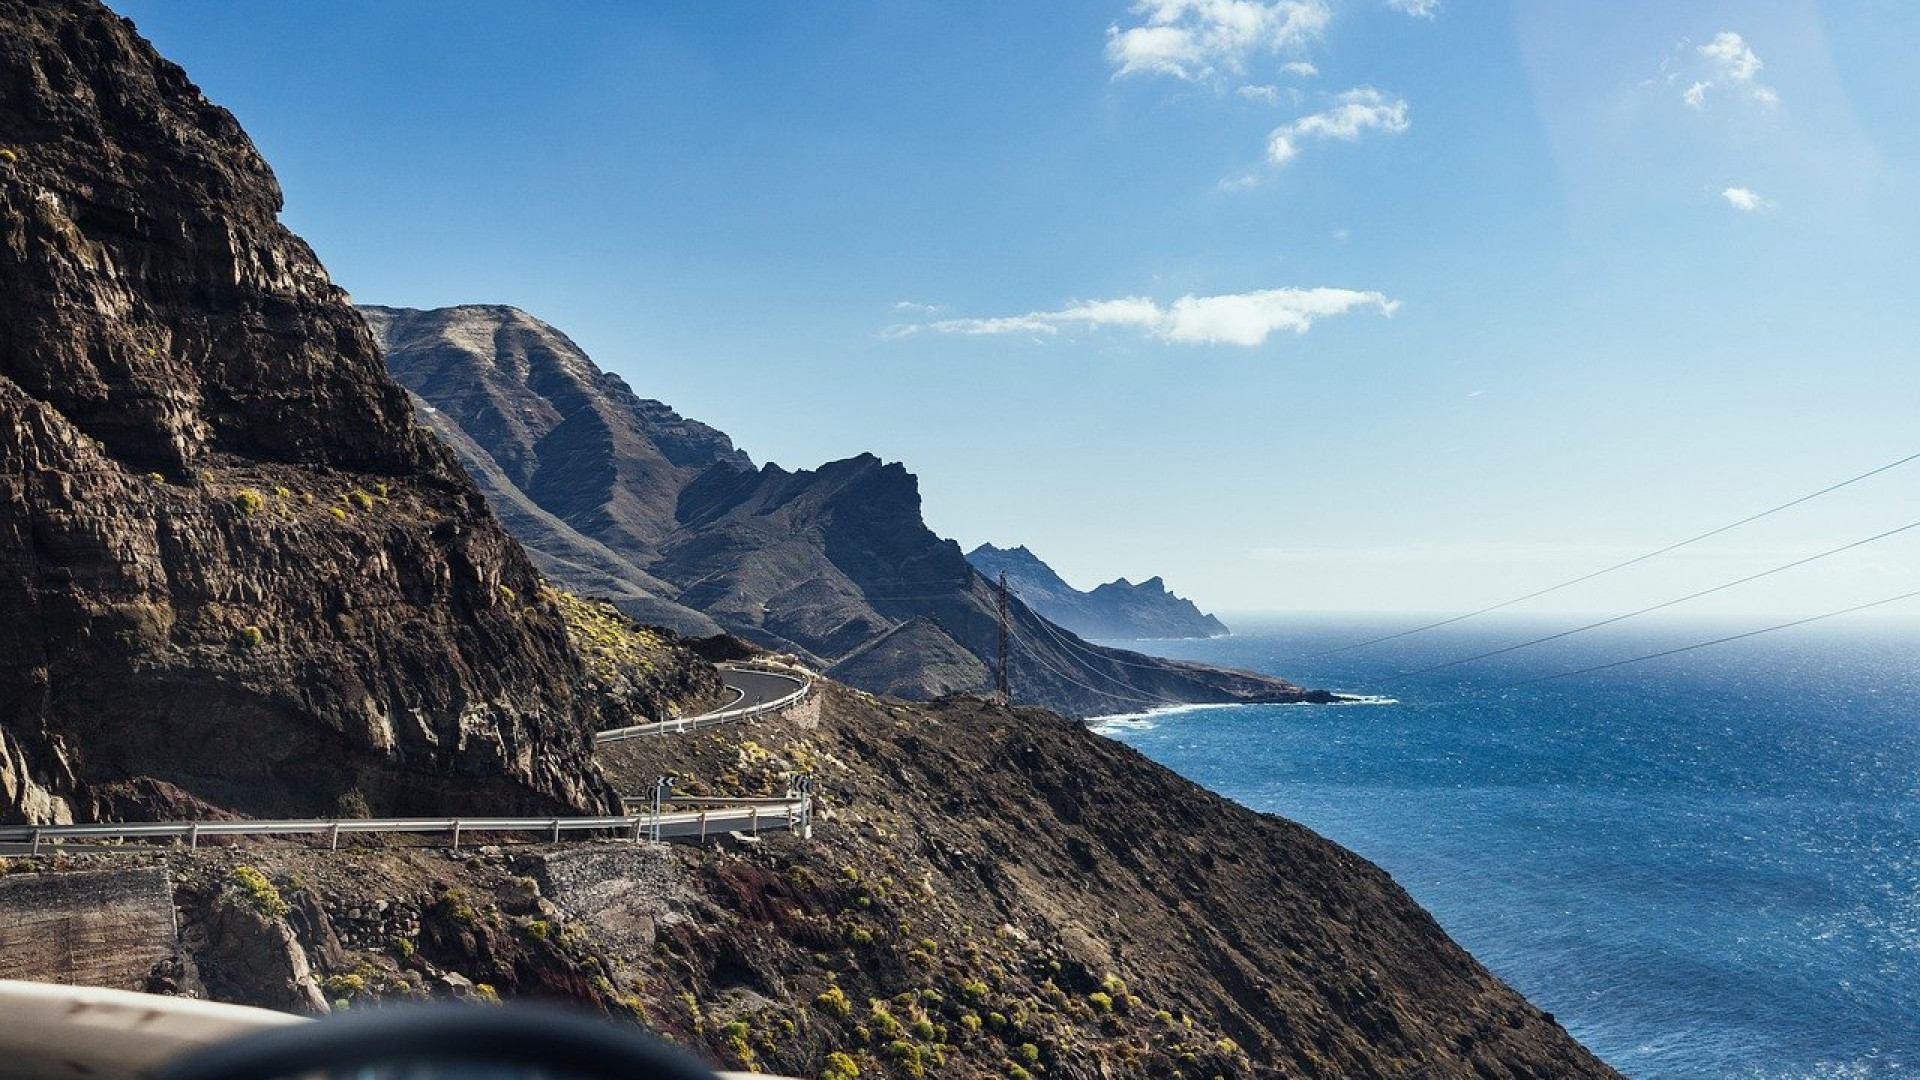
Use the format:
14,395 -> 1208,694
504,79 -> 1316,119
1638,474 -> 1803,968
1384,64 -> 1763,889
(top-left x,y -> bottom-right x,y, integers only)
1389,518 -> 1920,679
1011,612 -> 1198,707
1498,588 -> 1920,688
1298,448 -> 1920,660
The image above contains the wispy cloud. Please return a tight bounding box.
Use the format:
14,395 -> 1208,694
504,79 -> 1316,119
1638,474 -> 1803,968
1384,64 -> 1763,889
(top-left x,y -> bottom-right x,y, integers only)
1282,60 -> 1319,77
1267,87 -> 1409,164
888,287 -> 1398,347
1678,31 -> 1779,110
893,300 -> 945,314
1722,186 -> 1773,212
1385,0 -> 1440,19
1106,0 -> 1330,83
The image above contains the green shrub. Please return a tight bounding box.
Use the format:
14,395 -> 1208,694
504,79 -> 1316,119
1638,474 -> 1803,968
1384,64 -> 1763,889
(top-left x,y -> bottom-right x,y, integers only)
814,986 -> 850,1018
145,472 -> 165,484
885,1041 -> 924,1079
0,148 -> 18,164
435,889 -> 477,923
473,983 -> 500,1004
844,925 -> 873,947
389,936 -> 414,959
524,919 -> 552,941
229,865 -> 289,919
328,506 -> 347,521
1018,1043 -> 1042,1066
1089,991 -> 1114,1013
1007,1066 -> 1033,1080
821,1051 -> 859,1080
961,979 -> 989,1002
321,974 -> 367,999
867,1004 -> 905,1041
233,489 -> 264,515
351,490 -> 375,510
236,625 -> 263,649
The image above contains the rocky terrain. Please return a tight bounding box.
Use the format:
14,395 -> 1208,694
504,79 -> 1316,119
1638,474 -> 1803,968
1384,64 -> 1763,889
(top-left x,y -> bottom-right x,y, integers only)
968,544 -> 1230,641
0,678 -> 1622,1080
368,305 -> 1316,719
0,0 -> 633,823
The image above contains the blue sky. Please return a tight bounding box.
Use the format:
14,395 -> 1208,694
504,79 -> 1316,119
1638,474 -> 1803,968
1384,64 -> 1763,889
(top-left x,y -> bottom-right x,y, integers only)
113,0 -> 1920,619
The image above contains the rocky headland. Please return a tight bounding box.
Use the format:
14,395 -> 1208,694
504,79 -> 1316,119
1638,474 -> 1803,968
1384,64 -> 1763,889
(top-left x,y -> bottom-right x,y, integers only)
967,543 -> 1230,641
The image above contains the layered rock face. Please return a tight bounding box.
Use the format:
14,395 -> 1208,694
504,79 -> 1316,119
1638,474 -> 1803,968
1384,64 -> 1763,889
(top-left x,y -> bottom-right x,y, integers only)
371,305 -> 1327,717
968,542 -> 1230,640
0,0 -> 613,823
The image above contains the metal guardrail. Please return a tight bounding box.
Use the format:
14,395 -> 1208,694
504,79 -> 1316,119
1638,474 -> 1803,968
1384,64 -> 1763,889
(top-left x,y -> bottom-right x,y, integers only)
593,664 -> 813,744
0,790 -> 813,855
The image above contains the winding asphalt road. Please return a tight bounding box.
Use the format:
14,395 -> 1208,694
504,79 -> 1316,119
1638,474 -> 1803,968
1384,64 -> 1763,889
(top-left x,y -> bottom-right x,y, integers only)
593,664 -> 810,743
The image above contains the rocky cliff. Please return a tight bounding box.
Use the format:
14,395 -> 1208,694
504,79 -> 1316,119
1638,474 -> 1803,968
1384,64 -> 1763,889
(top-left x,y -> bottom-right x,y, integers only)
0,0 -> 620,823
369,305 -> 1320,718
968,543 -> 1230,640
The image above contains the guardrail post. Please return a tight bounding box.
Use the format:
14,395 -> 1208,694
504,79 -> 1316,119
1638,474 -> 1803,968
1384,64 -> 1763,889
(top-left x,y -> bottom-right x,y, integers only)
699,811 -> 709,843
750,806 -> 760,839
329,821 -> 341,852
451,820 -> 462,851
188,822 -> 199,851
29,828 -> 39,856
551,818 -> 561,844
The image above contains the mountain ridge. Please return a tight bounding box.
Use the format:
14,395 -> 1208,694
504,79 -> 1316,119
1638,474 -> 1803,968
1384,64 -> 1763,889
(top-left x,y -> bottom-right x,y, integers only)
368,304 -> 1322,717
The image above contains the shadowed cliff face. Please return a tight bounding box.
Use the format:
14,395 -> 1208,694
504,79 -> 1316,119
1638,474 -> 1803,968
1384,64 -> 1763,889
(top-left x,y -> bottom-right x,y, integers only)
371,305 -> 1330,718
0,0 -> 616,823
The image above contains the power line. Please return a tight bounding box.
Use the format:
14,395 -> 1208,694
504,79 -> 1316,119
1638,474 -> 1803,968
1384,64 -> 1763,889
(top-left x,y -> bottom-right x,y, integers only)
1015,610 -> 1197,707
1499,588 -> 1920,688
1390,518 -> 1920,679
1298,448 -> 1920,660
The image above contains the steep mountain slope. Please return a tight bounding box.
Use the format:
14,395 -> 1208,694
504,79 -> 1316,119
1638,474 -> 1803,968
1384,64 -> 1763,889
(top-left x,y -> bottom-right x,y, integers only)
3,682 -> 1621,1080
0,0 -> 617,823
370,305 -> 1330,717
968,543 -> 1230,640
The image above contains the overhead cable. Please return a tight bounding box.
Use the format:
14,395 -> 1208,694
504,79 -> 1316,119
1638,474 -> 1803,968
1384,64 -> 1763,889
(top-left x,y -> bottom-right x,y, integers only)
1300,448 -> 1920,659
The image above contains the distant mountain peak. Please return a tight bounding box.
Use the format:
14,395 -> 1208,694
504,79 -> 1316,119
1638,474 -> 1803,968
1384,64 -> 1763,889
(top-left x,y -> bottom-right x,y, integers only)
970,547 -> 1227,641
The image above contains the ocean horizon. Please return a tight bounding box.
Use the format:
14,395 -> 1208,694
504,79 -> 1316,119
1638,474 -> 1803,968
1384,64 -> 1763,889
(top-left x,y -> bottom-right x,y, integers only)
1092,615 -> 1919,1080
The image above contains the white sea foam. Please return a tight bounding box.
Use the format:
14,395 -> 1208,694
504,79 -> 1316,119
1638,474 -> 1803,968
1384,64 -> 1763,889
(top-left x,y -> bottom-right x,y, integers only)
1087,701 -> 1246,734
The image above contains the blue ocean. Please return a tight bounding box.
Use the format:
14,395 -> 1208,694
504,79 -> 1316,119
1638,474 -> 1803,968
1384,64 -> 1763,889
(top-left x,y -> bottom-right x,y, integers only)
1092,617 -> 1919,1080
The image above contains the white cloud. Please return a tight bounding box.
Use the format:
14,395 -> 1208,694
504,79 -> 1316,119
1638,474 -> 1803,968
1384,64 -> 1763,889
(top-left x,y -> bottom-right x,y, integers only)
1385,0 -> 1440,19
1722,186 -> 1772,212
1107,0 -> 1330,82
892,300 -> 944,314
1236,83 -> 1284,104
895,287 -> 1398,347
1282,60 -> 1319,77
1267,86 -> 1409,164
1681,31 -> 1779,110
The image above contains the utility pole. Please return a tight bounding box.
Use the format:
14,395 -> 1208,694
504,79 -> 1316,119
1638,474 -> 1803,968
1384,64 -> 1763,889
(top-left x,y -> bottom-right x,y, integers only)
996,571 -> 1011,703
